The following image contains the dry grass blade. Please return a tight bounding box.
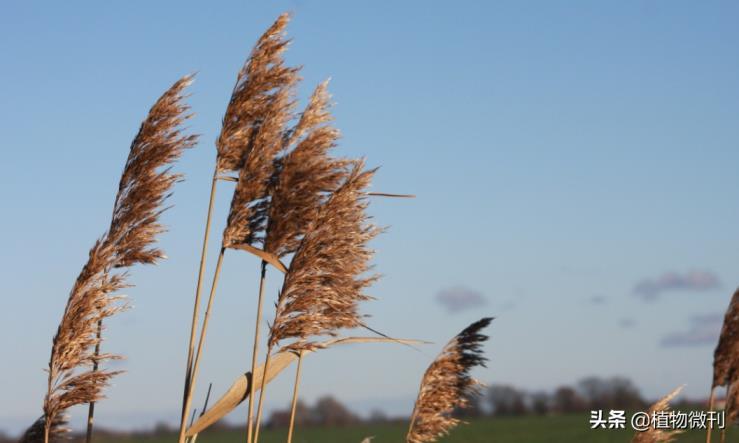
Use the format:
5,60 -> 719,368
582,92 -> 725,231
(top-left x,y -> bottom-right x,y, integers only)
270,160 -> 380,352
712,289 -> 739,389
216,12 -> 300,173
359,438 -> 374,443
30,76 -> 196,442
631,386 -> 684,443
407,317 -> 493,443
262,80 -> 350,258
185,337 -> 422,436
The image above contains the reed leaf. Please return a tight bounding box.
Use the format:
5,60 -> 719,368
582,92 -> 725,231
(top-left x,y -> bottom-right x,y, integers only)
186,337 -> 422,436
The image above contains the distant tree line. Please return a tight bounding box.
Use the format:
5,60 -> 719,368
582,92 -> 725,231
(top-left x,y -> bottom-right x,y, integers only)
473,376 -> 646,417
0,376 -> 707,440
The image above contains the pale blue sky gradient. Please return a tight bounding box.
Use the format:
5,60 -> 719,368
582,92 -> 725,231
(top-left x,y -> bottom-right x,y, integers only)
2,0 -> 739,435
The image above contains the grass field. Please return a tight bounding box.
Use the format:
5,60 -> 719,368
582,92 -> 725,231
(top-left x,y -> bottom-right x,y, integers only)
94,415 -> 730,443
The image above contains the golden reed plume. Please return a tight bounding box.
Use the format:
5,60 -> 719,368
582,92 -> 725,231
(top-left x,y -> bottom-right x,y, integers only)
27,76 -> 196,443
406,317 -> 492,443
215,12 -> 299,174
631,386 -> 684,443
262,79 -> 350,258
251,161 -> 379,443
270,160 -> 380,351
180,14 -> 301,443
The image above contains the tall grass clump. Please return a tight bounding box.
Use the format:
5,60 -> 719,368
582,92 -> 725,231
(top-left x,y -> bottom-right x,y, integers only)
23,76 -> 196,443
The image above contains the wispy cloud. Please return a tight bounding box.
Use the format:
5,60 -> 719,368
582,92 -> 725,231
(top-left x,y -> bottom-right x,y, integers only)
633,270 -> 721,301
435,286 -> 487,313
619,317 -> 636,329
660,313 -> 723,347
588,295 -> 607,305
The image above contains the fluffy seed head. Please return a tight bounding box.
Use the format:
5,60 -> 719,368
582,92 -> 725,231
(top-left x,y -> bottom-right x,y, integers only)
269,161 -> 380,351
406,318 -> 492,443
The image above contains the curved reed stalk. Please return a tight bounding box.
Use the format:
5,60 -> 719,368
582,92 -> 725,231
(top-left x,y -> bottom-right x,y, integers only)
632,386 -> 684,443
406,317 -> 492,443
24,76 -> 195,443
178,13 -> 299,443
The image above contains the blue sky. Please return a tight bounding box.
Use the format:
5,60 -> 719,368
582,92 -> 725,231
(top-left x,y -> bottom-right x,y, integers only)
2,0 -> 739,435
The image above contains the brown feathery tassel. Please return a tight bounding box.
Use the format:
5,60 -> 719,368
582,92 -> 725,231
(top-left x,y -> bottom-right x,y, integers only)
708,289 -> 739,443
406,317 -> 492,443
179,11 -> 295,413
244,79 -> 348,443
180,15 -> 300,443
21,76 -> 196,443
631,386 -> 684,443
253,162 -> 380,443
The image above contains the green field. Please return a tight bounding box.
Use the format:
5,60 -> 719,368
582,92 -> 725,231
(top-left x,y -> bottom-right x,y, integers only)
96,416 -> 730,443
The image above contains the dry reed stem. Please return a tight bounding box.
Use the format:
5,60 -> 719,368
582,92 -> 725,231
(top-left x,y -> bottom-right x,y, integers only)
179,248 -> 226,443
631,386 -> 684,443
406,318 -> 492,443
185,337 -> 422,436
29,76 -> 195,443
707,387 -> 716,443
180,172 -> 218,431
245,261 -> 268,443
286,350 -> 305,443
182,13 -> 296,434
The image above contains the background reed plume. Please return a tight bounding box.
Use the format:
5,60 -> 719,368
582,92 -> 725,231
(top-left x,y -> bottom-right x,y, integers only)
406,317 -> 492,443
29,76 -> 196,443
631,386 -> 683,443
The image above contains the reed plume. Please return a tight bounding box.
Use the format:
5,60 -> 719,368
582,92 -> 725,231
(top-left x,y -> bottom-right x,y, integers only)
631,386 -> 684,443
27,76 -> 195,443
215,12 -> 299,175
244,79 -> 348,443
706,289 -> 739,443
270,161 -> 380,350
178,13 -> 299,443
251,161 -> 380,443
19,416 -> 67,443
406,317 -> 492,443
712,289 -> 739,391
262,79 -> 349,258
